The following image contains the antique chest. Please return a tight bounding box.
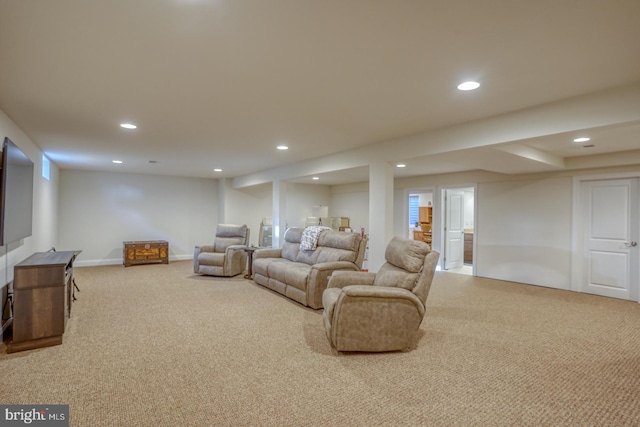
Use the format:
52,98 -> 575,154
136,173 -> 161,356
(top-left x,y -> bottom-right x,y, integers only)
123,240 -> 169,267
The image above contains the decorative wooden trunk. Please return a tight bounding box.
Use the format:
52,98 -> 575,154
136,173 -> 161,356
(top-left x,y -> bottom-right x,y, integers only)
123,240 -> 169,267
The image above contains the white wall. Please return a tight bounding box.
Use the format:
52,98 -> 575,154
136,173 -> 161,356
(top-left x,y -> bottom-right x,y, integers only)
393,189 -> 407,238
221,180 -> 272,246
331,183 -> 415,238
395,172 -> 575,287
337,166 -> 640,290
58,170 -> 218,265
475,176 -> 573,289
285,183 -> 331,228
464,190 -> 474,230
222,181 -> 331,245
230,165 -> 639,291
57,174 -> 332,263
331,184 -> 443,243
418,193 -> 433,206
0,111 -> 59,266
330,182 -> 369,234
1,109 -> 59,336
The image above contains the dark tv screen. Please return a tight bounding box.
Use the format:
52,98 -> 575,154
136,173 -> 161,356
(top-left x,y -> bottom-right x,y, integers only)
0,137 -> 34,246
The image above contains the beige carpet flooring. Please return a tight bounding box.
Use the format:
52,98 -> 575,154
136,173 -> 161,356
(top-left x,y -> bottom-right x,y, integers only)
1,260 -> 639,426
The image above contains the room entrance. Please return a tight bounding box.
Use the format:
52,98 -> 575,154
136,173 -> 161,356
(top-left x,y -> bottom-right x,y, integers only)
408,190 -> 433,247
441,186 -> 475,275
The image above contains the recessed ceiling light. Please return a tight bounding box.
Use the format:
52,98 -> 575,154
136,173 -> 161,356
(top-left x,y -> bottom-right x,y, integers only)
112,160 -> 123,164
213,168 -> 222,172
312,177 -> 319,180
573,137 -> 590,143
457,81 -> 480,91
277,145 -> 289,150
120,123 -> 137,129
396,164 -> 406,168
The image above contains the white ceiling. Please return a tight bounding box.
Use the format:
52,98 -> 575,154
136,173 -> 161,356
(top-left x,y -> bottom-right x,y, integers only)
1,0 -> 640,186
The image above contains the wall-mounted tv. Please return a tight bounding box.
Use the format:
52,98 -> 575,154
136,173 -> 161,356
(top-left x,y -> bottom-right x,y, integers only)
0,137 -> 34,246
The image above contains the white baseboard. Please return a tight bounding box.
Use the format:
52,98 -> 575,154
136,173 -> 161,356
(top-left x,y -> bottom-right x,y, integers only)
74,254 -> 193,268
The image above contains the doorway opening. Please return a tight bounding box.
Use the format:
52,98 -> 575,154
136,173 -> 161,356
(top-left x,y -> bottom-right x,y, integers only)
441,186 -> 475,276
408,191 -> 433,245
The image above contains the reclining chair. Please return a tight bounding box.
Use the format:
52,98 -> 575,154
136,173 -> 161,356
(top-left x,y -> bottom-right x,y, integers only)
194,224 -> 250,277
322,236 -> 439,352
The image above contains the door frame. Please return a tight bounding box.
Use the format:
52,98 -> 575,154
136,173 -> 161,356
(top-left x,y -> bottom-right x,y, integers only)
443,188 -> 465,270
438,184 -> 477,275
403,187 -> 438,264
571,171 -> 640,303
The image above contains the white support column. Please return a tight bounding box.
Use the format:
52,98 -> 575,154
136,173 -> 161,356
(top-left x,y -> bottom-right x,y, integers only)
217,178 -> 231,224
368,162 -> 394,272
272,180 -> 287,248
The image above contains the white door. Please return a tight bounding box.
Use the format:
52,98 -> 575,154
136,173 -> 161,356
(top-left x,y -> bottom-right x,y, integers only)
444,189 -> 465,270
581,178 -> 639,300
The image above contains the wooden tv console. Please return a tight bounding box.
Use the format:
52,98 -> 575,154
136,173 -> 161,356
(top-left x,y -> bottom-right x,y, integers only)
123,240 -> 169,267
7,250 -> 80,353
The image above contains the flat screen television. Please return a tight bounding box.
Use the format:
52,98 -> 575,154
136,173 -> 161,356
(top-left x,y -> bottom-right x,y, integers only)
0,137 -> 34,246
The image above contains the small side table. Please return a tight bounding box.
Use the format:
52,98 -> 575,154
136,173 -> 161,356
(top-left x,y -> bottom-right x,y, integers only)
243,246 -> 257,279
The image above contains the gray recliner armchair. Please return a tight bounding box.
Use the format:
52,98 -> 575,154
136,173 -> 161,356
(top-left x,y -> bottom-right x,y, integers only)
322,236 -> 439,352
194,224 -> 250,277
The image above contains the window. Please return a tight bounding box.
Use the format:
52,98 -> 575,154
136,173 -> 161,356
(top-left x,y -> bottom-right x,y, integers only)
42,155 -> 50,180
409,195 -> 419,226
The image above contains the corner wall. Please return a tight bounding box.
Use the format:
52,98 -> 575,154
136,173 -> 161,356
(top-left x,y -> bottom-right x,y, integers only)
0,109 -> 59,338
218,180 -> 272,246
58,170 -> 218,265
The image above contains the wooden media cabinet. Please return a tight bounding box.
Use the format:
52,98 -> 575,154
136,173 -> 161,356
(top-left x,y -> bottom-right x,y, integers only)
7,250 -> 80,353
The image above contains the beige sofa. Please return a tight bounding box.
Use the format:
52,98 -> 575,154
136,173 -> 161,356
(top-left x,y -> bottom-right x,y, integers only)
253,227 -> 366,309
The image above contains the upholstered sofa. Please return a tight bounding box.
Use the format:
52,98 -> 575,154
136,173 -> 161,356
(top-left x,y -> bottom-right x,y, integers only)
252,227 -> 366,309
